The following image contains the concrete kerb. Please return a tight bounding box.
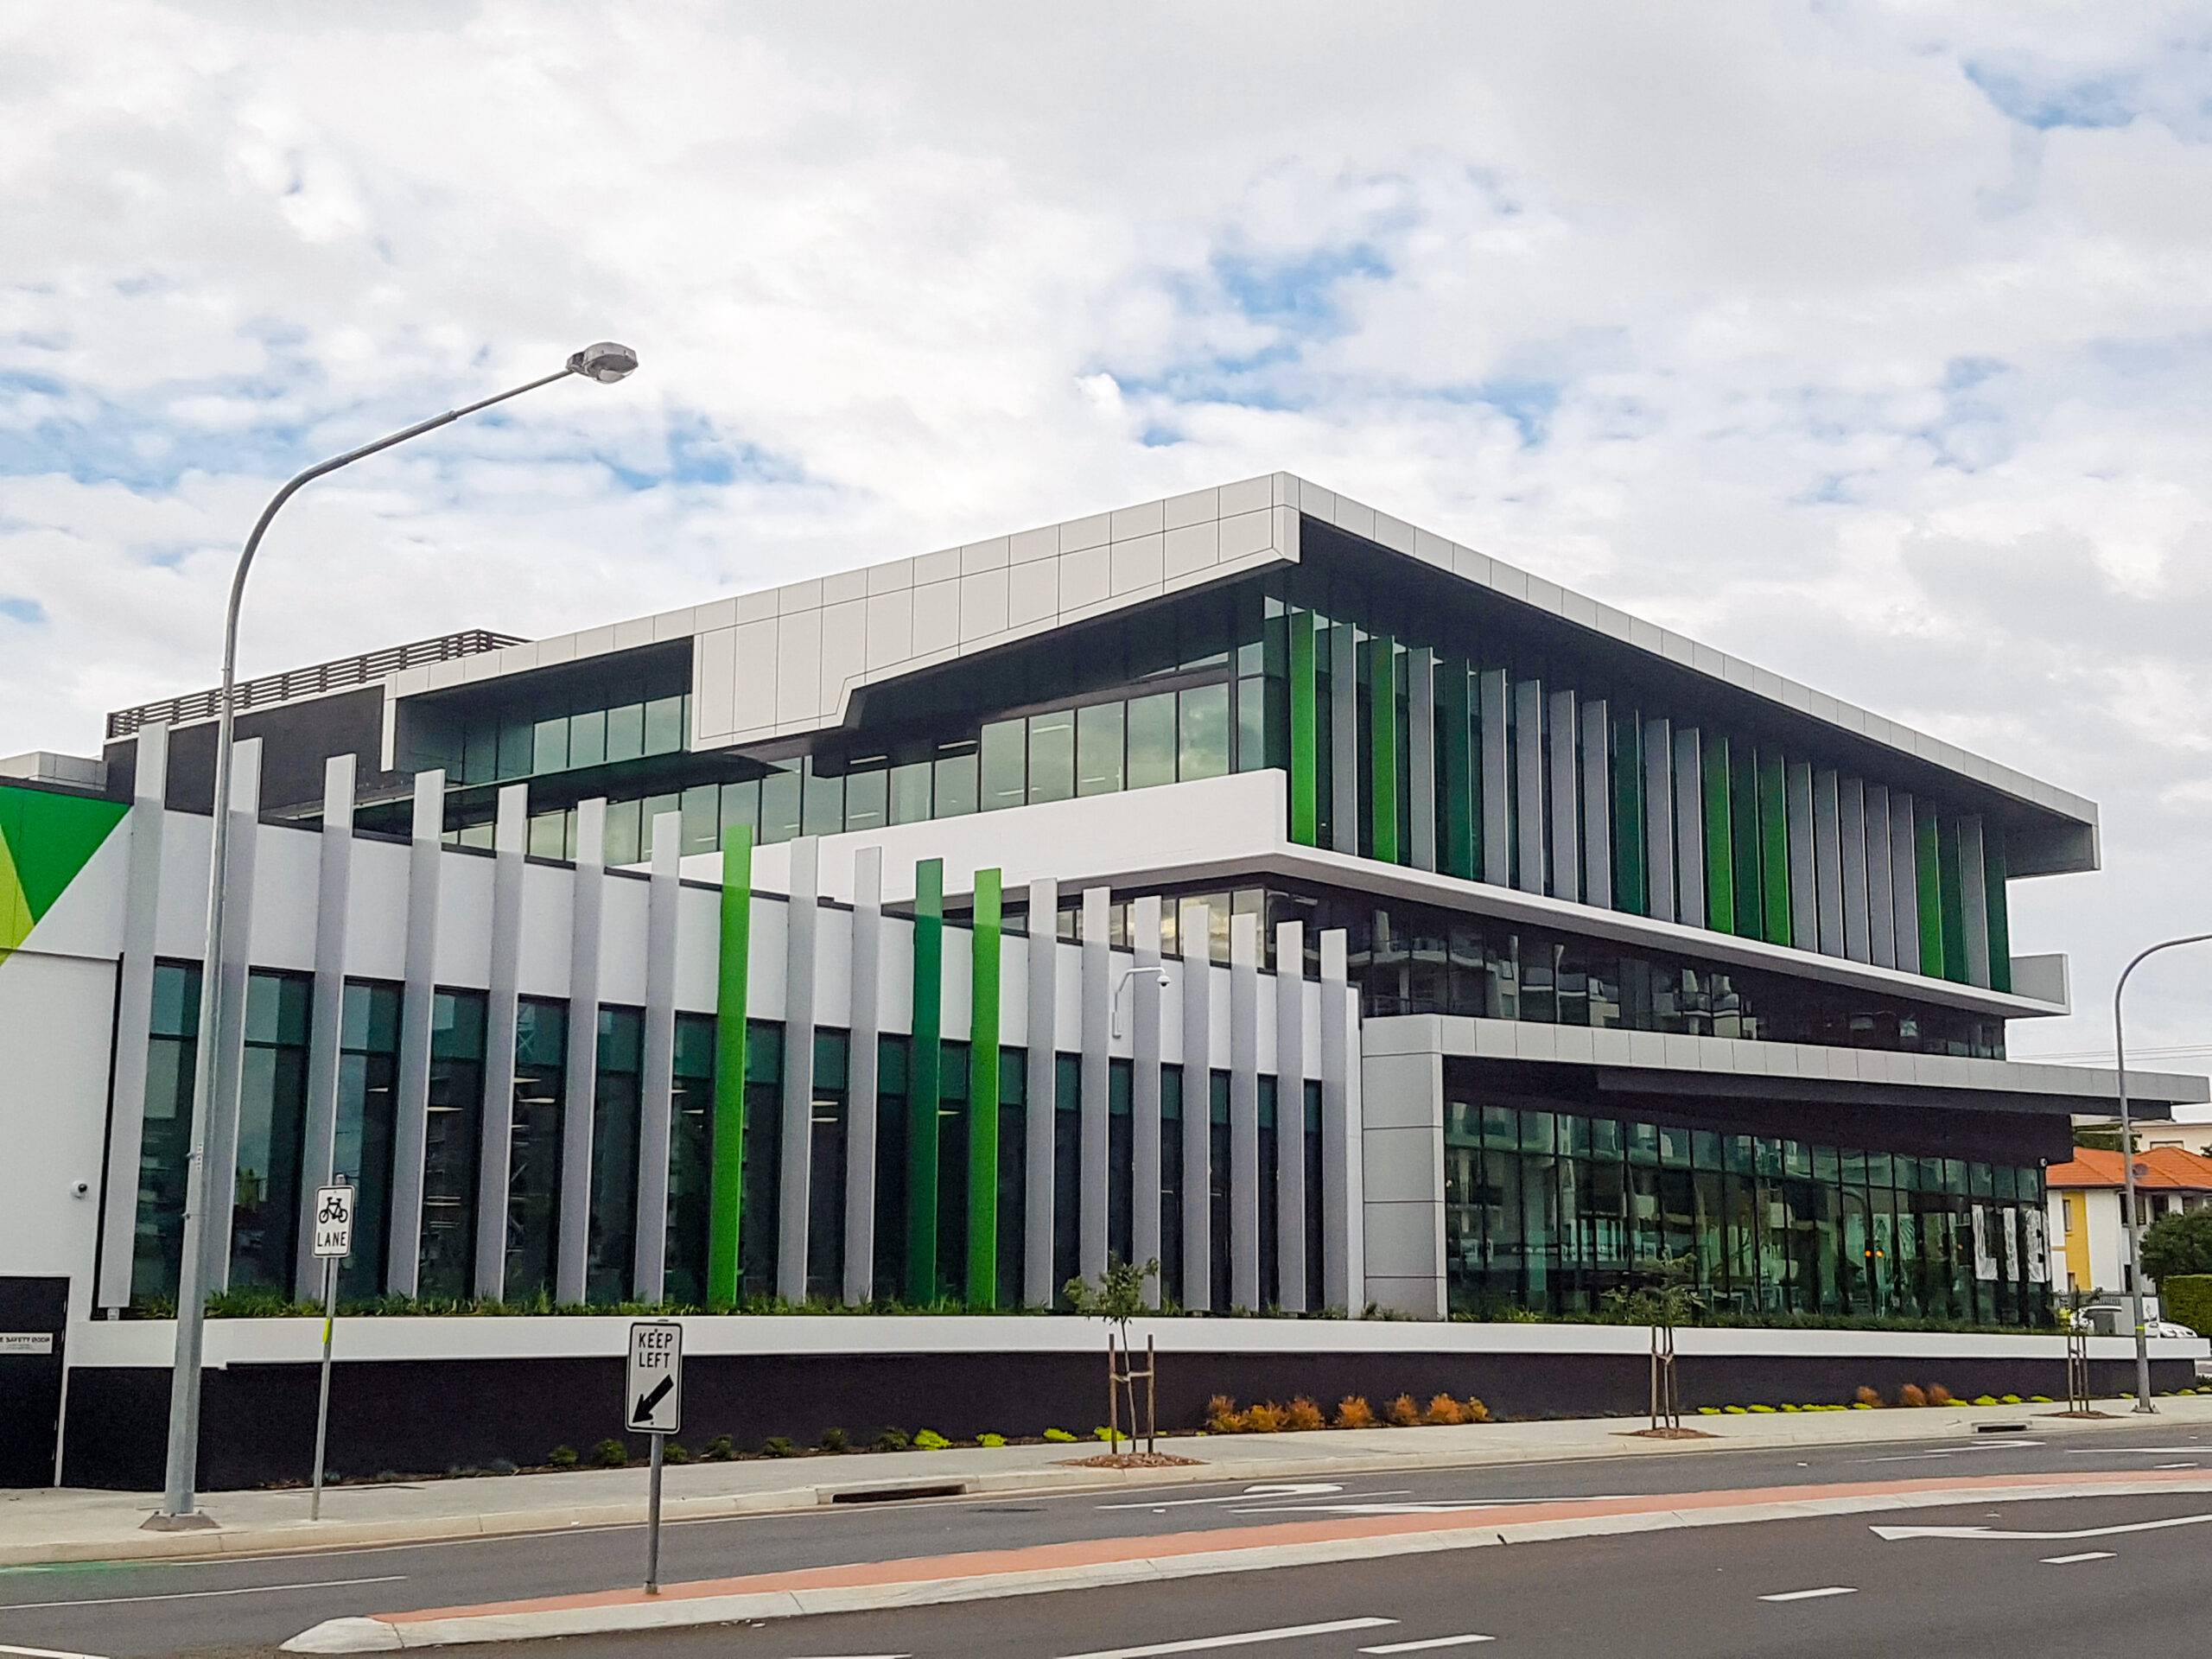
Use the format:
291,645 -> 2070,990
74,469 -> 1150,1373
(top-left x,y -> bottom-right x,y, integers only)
282,1472 -> 2212,1652
21,1398 -> 2206,1571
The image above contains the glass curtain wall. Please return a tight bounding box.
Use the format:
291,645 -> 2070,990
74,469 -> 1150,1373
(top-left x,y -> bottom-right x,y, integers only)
132,963 -> 202,1304
664,1014 -> 715,1306
418,989 -> 487,1300
504,999 -> 568,1302
1443,1098 -> 2051,1327
588,1007 -> 645,1304
332,981 -> 402,1301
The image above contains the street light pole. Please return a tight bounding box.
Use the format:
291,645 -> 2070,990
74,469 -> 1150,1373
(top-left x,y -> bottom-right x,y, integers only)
149,344 -> 639,1528
2110,931 -> 2212,1418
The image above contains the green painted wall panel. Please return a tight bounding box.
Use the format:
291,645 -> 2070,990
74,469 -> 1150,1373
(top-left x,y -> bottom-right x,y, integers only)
906,858 -> 944,1303
1916,811 -> 1945,979
708,827 -> 753,1305
1986,827 -> 2012,995
1440,664 -> 1476,880
1936,815 -> 1968,984
4,785 -> 127,921
965,868 -> 1002,1307
1610,710 -> 1646,916
1287,611 -> 1319,847
1369,633 -> 1399,864
1757,750 -> 1790,945
1730,745 -> 1763,940
1702,734 -> 1735,934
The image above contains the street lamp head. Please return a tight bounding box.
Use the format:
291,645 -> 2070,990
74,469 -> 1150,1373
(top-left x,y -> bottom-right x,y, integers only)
569,341 -> 640,383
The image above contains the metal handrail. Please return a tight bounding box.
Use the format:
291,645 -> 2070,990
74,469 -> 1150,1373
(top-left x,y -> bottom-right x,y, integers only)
105,628 -> 526,737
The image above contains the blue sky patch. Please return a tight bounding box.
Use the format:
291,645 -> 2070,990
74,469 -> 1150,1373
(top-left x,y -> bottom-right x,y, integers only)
0,597 -> 48,626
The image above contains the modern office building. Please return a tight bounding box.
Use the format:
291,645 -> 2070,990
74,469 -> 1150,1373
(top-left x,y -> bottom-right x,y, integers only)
12,472 -> 2209,1376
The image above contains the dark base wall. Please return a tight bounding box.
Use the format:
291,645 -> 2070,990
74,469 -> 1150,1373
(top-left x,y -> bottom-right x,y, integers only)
61,1346 -> 2193,1491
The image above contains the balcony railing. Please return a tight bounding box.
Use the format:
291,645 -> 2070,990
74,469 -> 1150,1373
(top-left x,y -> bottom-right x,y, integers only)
105,629 -> 527,739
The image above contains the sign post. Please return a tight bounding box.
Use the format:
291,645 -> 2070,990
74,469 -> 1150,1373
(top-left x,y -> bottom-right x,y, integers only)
308,1182 -> 355,1521
626,1321 -> 683,1594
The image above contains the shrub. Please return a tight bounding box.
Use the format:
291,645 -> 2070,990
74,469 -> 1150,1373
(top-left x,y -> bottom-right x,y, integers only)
1093,1427 -> 1114,1442
1780,1403 -> 1801,1413
874,1427 -> 910,1452
1386,1394 -> 1422,1427
1748,1404 -> 1777,1414
2029,1395 -> 2052,1403
1334,1395 -> 1376,1429
1463,1396 -> 1491,1424
1856,1386 -> 1884,1408
1972,1395 -> 1999,1408
1206,1394 -> 1243,1433
1927,1384 -> 1954,1407
977,1433 -> 1007,1448
1697,1406 -> 1721,1416
590,1438 -> 629,1469
1897,1384 -> 1928,1409
1285,1396 -> 1326,1432
762,1436 -> 798,1458
2000,1394 -> 2023,1406
663,1444 -> 690,1465
548,1445 -> 579,1469
1246,1402 -> 1287,1433
1425,1394 -> 1465,1426
914,1429 -> 950,1451
820,1427 -> 849,1452
1044,1427 -> 1077,1444
2162,1274 -> 2212,1338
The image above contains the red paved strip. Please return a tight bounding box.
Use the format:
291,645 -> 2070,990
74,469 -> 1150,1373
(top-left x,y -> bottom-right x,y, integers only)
384,1466 -> 2212,1624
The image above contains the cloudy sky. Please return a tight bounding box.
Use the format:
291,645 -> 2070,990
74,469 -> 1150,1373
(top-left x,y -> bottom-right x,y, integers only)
4,2 -> 2209,1069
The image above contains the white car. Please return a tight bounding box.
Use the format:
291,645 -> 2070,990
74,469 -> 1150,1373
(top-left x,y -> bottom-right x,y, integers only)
2069,1305 -> 2197,1339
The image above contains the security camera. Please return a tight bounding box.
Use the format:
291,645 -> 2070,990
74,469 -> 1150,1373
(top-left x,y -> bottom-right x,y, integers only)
70,1179 -> 91,1198
1155,970 -> 1172,988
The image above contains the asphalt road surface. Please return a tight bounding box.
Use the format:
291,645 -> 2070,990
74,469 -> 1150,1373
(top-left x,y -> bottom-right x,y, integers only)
6,1421 -> 2212,1658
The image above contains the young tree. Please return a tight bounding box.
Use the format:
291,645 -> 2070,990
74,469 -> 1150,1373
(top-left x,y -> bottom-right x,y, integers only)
1603,1253 -> 1700,1432
1065,1256 -> 1160,1454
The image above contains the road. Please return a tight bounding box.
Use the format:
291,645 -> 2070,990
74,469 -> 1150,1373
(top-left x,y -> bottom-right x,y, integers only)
3,1421 -> 2211,1657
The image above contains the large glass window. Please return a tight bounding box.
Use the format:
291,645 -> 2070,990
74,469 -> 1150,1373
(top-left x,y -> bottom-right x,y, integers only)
504,999 -> 568,1303
809,1031 -> 849,1302
419,989 -> 487,1301
741,1022 -> 784,1302
1077,702 -> 1126,797
1028,711 -> 1076,805
981,720 -> 1027,813
1179,683 -> 1231,782
133,963 -> 202,1305
333,981 -> 402,1302
664,1014 -> 715,1306
230,972 -> 312,1294
588,1007 -> 644,1305
1128,692 -> 1177,791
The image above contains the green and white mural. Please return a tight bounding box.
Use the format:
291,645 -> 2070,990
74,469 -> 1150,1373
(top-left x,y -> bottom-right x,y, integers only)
0,784 -> 127,966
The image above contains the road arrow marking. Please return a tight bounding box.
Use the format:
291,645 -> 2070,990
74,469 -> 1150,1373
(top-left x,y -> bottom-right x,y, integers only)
1060,1618 -> 1395,1658
1097,1484 -> 1351,1510
1872,1511 -> 2212,1542
633,1373 -> 675,1422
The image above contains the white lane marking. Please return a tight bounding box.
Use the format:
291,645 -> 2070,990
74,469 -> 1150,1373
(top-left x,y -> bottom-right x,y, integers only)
1361,1638 -> 1498,1653
0,1573 -> 403,1611
1096,1484 -> 1351,1511
2156,1462 -> 2197,1469
1759,1586 -> 1858,1602
1058,1617 -> 1396,1657
0,1644 -> 112,1659
1859,1440 -> 2044,1462
1873,1513 -> 2212,1542
2041,1552 -> 2117,1565
2063,1446 -> 2207,1455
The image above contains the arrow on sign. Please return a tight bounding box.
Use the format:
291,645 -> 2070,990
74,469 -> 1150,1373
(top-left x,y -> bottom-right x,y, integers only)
1872,1512 -> 2212,1542
634,1374 -> 675,1423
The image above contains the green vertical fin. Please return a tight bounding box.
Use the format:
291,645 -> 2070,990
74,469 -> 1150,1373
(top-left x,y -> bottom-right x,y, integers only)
906,858 -> 944,1303
1730,747 -> 1763,939
965,868 -> 1002,1307
1916,811 -> 1945,979
1287,611 -> 1319,846
1985,826 -> 2012,995
1758,751 -> 1790,944
1611,709 -> 1645,915
1440,663 -> 1475,880
708,826 -> 753,1305
1936,815 -> 1967,983
1369,633 -> 1399,864
1702,734 -> 1734,933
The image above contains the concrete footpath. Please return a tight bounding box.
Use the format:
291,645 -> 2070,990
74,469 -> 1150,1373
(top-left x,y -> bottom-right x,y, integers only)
10,1392 -> 2211,1569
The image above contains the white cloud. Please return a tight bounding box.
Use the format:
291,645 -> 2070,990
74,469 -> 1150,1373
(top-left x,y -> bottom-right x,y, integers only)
4,0 -> 2211,1061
